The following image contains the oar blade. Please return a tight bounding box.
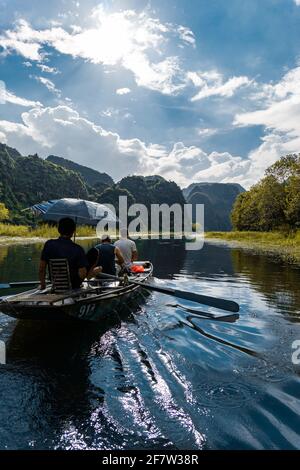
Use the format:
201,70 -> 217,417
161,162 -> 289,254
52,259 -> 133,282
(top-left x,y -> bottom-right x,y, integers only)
173,289 -> 240,313
140,282 -> 239,313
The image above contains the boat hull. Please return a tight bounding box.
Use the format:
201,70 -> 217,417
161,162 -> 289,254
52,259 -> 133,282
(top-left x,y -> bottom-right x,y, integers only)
0,264 -> 153,323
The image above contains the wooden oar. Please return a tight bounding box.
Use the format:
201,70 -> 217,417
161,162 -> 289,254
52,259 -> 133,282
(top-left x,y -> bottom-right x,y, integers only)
93,273 -> 240,313
0,281 -> 39,289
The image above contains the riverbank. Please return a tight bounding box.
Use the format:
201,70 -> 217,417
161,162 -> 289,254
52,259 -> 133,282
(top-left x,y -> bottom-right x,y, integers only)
0,222 -> 96,238
205,231 -> 300,265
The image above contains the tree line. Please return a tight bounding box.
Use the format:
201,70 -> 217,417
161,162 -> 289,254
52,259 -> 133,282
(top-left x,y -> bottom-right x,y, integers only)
231,154 -> 300,231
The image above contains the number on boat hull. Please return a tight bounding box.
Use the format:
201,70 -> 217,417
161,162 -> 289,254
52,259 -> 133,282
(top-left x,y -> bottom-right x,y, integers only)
78,303 -> 96,319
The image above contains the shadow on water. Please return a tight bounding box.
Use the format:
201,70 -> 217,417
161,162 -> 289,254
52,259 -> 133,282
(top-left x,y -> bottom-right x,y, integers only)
3,292 -> 149,450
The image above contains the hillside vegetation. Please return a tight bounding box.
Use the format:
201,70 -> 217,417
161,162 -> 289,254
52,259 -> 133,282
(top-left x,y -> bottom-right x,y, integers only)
47,155 -> 113,190
0,143 -> 88,223
0,142 -> 245,231
232,154 -> 300,231
0,143 -> 188,227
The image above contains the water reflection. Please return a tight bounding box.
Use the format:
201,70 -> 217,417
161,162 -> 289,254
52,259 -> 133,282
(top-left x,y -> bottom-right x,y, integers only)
0,239 -> 300,450
231,249 -> 300,320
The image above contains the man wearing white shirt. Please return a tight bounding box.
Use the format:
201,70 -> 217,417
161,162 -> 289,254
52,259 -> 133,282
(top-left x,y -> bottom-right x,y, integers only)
114,228 -> 138,269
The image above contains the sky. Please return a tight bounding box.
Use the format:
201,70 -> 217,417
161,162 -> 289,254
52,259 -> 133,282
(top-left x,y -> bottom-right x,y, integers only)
1,0 -> 300,189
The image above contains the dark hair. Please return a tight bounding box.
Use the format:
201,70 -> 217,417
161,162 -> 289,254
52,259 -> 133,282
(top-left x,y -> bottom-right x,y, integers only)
58,217 -> 76,236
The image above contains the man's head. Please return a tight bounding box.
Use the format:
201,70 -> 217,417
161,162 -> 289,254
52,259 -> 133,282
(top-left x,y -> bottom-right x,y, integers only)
58,218 -> 76,238
101,234 -> 111,243
120,227 -> 129,238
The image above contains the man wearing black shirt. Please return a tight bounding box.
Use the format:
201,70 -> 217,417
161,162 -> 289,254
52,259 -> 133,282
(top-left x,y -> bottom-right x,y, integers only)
39,218 -> 88,290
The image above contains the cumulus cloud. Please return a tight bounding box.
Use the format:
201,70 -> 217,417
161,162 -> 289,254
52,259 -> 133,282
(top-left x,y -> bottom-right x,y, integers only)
0,8 -> 194,95
0,105 -> 156,179
0,104 -> 253,187
188,70 -> 251,101
150,143 -> 251,187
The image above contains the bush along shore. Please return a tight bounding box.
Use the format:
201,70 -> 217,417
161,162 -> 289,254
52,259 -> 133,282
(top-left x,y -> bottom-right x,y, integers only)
0,223 -> 96,239
205,231 -> 300,265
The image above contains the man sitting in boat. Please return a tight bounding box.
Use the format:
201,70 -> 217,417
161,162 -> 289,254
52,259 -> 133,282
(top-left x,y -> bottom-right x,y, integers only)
39,217 -> 89,290
88,234 -> 124,277
114,228 -> 138,270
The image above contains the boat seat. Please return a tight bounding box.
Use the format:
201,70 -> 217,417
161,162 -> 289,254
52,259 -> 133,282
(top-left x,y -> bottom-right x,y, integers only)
49,258 -> 72,294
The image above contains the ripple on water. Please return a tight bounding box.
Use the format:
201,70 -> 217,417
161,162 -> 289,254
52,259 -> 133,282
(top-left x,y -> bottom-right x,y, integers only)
194,381 -> 256,409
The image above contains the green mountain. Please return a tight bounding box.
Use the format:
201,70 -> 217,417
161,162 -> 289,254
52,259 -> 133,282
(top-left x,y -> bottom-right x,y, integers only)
47,155 -> 114,189
97,175 -> 186,216
0,144 -> 88,223
118,175 -> 186,207
183,182 -> 245,231
0,143 -> 245,230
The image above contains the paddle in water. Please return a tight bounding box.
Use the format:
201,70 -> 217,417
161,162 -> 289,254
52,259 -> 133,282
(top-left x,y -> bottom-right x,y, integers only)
94,273 -> 240,313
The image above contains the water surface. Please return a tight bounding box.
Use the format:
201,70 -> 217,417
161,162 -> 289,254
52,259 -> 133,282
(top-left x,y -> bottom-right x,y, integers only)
0,240 -> 300,450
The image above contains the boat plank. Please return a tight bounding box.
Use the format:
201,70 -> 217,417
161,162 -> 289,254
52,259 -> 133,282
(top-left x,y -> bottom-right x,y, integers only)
9,293 -> 74,304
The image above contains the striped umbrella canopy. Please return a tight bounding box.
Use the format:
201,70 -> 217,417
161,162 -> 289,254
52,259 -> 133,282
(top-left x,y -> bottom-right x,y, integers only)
29,198 -> 117,226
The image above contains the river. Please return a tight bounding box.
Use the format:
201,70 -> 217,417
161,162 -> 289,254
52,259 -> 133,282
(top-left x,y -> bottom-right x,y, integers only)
0,239 -> 299,450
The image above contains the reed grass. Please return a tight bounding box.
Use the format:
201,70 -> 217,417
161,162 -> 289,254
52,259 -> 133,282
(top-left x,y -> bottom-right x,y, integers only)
0,223 -> 96,238
206,230 -> 300,264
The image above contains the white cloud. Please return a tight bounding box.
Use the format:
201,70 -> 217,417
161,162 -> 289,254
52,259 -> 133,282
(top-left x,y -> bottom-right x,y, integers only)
0,104 -> 252,187
294,0 -> 300,6
34,76 -> 61,97
197,128 -> 218,138
0,105 -> 155,179
116,88 -> 131,95
177,26 -> 196,47
0,9 -> 194,95
231,64 -> 300,185
0,85 -> 42,107
37,64 -> 60,74
149,142 -> 251,187
188,70 -> 251,101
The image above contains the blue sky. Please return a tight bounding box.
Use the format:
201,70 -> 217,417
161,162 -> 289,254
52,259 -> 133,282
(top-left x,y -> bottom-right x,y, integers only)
1,0 -> 300,188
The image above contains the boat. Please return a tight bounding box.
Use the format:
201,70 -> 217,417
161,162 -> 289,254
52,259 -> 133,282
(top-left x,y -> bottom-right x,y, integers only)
0,262 -> 153,322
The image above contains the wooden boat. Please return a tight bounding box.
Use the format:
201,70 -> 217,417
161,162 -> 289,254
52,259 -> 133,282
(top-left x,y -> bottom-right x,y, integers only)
0,262 -> 153,322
